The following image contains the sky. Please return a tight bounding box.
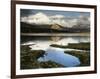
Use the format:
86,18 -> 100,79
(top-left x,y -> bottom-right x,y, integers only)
20,9 -> 90,27
21,9 -> 90,18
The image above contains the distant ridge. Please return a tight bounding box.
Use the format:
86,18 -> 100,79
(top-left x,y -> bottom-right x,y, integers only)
21,22 -> 90,33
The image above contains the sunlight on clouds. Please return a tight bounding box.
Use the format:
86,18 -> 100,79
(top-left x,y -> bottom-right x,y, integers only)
21,12 -> 90,28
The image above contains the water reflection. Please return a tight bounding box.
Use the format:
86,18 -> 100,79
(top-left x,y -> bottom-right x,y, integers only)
22,36 -> 90,50
51,36 -> 61,42
38,47 -> 80,67
21,36 -> 90,67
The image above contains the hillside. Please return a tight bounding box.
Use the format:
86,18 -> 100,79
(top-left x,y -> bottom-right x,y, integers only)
21,22 -> 90,33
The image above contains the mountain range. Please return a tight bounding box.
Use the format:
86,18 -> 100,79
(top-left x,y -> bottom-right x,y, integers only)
21,22 -> 90,33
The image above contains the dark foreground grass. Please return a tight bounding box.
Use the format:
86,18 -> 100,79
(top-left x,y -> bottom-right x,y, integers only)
21,45 -> 64,69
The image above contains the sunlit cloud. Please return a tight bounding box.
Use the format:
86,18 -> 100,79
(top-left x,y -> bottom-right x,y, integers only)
21,12 -> 90,28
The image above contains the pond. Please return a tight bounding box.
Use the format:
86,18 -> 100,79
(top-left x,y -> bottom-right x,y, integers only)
38,47 -> 80,67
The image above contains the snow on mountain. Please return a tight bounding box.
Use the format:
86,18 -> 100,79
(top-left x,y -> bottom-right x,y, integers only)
21,12 -> 90,28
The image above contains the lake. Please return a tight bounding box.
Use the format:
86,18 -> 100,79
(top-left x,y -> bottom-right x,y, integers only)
21,35 -> 90,67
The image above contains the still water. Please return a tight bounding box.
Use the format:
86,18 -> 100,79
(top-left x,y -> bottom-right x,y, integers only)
38,47 -> 80,67
21,36 -> 90,67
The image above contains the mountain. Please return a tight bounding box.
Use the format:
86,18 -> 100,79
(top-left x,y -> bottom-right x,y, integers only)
21,22 -> 90,33
21,12 -> 90,33
21,22 -> 66,33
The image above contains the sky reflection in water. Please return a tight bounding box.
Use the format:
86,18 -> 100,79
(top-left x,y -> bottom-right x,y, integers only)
22,36 -> 90,67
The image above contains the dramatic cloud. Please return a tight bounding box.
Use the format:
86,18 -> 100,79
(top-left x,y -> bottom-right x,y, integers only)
21,12 -> 90,28
21,12 -> 51,24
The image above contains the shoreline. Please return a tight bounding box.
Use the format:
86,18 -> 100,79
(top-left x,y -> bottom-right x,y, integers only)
21,33 -> 90,36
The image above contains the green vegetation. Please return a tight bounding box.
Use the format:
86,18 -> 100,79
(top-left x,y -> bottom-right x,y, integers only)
67,42 -> 90,50
50,44 -> 69,48
21,45 -> 45,69
50,42 -> 90,50
64,51 -> 90,66
21,45 -> 64,69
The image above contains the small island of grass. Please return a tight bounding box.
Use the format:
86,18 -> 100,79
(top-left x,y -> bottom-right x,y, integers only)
50,42 -> 90,50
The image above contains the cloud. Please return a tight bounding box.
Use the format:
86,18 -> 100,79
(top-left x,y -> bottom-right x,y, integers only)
21,12 -> 90,28
50,15 -> 65,19
21,12 -> 51,24
76,15 -> 90,28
